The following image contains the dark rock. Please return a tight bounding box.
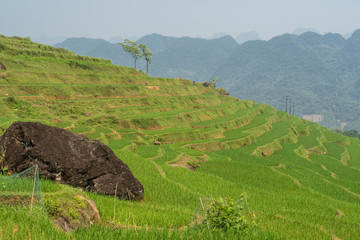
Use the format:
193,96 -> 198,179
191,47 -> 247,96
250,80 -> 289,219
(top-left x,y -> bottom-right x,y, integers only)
0,62 -> 6,70
0,121 -> 144,200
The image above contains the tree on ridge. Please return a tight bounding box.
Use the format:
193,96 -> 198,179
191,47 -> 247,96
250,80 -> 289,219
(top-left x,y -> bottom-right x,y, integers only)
119,39 -> 142,69
139,44 -> 152,74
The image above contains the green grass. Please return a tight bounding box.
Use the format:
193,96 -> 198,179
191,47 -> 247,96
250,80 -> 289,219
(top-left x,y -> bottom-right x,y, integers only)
1,34 -> 360,239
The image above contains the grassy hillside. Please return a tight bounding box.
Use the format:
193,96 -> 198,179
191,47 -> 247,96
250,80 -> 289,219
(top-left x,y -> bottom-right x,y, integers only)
1,35 -> 360,239
55,30 -> 360,131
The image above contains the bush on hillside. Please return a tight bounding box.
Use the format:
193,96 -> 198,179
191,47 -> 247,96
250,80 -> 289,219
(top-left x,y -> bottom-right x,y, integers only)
217,88 -> 229,96
68,60 -> 91,70
202,195 -> 257,233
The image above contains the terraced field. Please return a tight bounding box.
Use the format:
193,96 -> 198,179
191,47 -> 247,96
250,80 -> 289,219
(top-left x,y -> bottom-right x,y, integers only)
1,35 -> 360,239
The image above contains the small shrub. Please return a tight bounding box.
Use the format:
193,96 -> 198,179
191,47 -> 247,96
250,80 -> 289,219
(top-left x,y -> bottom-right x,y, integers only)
43,192 -> 87,222
5,96 -> 16,104
68,60 -> 91,70
217,88 -> 229,96
202,195 -> 256,233
187,161 -> 200,170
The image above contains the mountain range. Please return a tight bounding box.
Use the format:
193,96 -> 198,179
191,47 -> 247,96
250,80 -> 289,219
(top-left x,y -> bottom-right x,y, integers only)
54,29 -> 360,130
55,34 -> 239,81
215,30 -> 360,130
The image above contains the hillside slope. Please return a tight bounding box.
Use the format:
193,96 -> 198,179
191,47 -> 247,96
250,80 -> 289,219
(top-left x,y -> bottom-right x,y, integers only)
55,30 -> 360,131
1,35 -> 360,239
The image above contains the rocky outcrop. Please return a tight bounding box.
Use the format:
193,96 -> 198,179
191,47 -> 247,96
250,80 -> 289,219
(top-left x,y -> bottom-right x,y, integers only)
44,193 -> 101,231
0,121 -> 144,200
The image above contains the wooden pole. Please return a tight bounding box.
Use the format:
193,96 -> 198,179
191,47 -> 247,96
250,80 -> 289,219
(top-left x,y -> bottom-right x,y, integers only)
30,165 -> 37,212
289,99 -> 292,115
293,103 -> 295,116
113,182 -> 119,223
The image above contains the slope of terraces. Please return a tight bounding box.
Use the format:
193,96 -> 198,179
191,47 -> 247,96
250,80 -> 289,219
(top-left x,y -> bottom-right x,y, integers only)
1,35 -> 360,239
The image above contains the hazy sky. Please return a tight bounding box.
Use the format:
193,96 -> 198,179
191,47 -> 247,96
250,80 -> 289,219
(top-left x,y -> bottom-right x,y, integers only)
1,0 -> 360,40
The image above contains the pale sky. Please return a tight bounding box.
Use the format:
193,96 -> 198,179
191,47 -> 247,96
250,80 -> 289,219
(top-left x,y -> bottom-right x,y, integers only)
1,0 -> 360,40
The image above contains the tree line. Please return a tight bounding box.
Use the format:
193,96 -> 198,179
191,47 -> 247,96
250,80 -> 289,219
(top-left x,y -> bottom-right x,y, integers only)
334,129 -> 360,139
119,39 -> 152,74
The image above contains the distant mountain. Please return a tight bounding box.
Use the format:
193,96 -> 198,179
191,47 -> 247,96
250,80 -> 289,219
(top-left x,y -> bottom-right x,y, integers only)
137,34 -> 239,80
235,31 -> 261,44
55,34 -> 239,81
293,28 -> 320,35
54,38 -> 133,66
210,32 -> 229,39
215,30 -> 360,130
107,36 -> 123,44
343,31 -> 354,39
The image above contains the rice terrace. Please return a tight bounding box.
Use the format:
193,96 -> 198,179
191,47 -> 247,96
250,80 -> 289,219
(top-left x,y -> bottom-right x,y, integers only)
1,35 -> 360,239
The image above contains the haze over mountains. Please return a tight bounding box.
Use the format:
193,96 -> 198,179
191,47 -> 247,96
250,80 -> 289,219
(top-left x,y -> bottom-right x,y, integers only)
54,29 -> 360,131
55,34 -> 239,81
215,30 -> 360,130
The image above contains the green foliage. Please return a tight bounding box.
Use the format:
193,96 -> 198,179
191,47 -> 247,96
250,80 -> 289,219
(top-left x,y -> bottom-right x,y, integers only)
139,43 -> 152,74
0,43 -> 5,52
0,166 -> 8,176
119,39 -> 142,69
209,77 -> 221,88
217,87 -> 229,96
43,191 -> 87,223
202,196 -> 256,233
68,59 -> 91,70
335,129 -> 360,139
187,161 -> 201,169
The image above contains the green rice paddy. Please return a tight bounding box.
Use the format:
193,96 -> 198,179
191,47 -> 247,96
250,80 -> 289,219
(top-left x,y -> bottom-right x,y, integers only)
0,34 -> 360,239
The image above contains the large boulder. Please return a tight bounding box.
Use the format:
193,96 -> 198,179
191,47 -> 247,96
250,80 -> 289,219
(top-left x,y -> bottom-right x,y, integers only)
0,121 -> 144,200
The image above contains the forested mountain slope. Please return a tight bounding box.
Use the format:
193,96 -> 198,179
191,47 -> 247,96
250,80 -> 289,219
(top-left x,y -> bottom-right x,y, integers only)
216,30 -> 360,130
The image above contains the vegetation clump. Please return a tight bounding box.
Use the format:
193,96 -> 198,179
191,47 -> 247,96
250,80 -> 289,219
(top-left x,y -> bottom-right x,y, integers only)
334,128 -> 360,139
43,191 -> 100,231
119,39 -> 152,73
202,195 -> 256,233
